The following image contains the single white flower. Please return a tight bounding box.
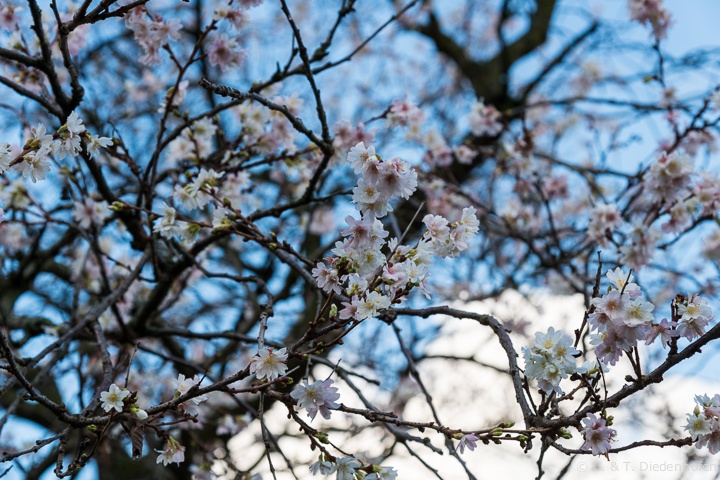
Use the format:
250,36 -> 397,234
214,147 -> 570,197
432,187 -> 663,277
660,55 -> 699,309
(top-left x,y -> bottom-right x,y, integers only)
335,457 -> 361,480
249,347 -> 288,381
621,298 -> 655,327
309,459 -> 336,475
87,135 -> 113,157
64,111 -> 85,134
686,412 -> 712,438
100,383 -> 130,413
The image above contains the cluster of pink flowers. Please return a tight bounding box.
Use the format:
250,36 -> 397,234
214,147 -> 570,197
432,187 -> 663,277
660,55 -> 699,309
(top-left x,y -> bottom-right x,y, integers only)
125,7 -> 182,65
0,1 -> 22,30
213,5 -> 249,31
422,208 -> 480,259
167,117 -> 218,164
644,151 -> 693,206
590,269 -> 713,366
685,394 -> 720,454
333,120 -> 375,159
349,142 -> 417,217
619,224 -> 661,270
467,99 -> 504,137
235,97 -> 302,155
588,268 -> 657,365
580,413 -> 617,456
386,98 -> 466,168
207,33 -> 247,72
73,198 -> 111,230
312,143 -> 479,322
628,0 -> 671,40
386,99 -> 426,140
587,203 -> 623,246
422,127 -> 453,167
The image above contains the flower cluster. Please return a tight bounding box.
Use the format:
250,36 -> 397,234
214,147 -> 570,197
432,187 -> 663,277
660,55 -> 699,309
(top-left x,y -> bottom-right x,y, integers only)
387,98 -> 425,131
290,378 -> 340,421
385,99 -> 459,167
213,5 -> 249,30
156,437 -> 185,466
580,413 -> 616,456
587,203 -> 623,246
235,97 -> 302,154
309,456 -> 398,479
522,327 -> 583,394
685,394 -> 720,454
422,208 -> 480,259
153,202 -> 180,239
628,0 -> 671,40
207,33 -> 247,71
644,151 -> 693,206
675,293 -> 713,341
467,100 -> 503,137
312,143 -> 479,322
0,2 -> 22,30
309,456 -> 399,479
148,167 -> 227,244
619,225 -> 660,270
171,373 -> 208,416
0,112 -> 112,183
249,347 -> 288,381
588,268 -> 656,365
125,7 -> 182,65
167,117 -> 218,164
386,98 -> 426,144
174,168 -> 224,211
349,142 -> 417,217
74,198 -> 110,230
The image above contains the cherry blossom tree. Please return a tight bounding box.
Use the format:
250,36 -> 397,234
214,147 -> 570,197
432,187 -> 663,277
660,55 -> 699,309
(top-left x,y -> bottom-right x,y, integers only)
1,0 -> 720,479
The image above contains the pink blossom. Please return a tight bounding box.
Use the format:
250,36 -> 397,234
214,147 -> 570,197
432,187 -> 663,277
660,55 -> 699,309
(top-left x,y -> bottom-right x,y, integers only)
629,0 -> 671,40
580,413 -> 616,456
290,378 -> 340,420
207,34 -> 247,72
